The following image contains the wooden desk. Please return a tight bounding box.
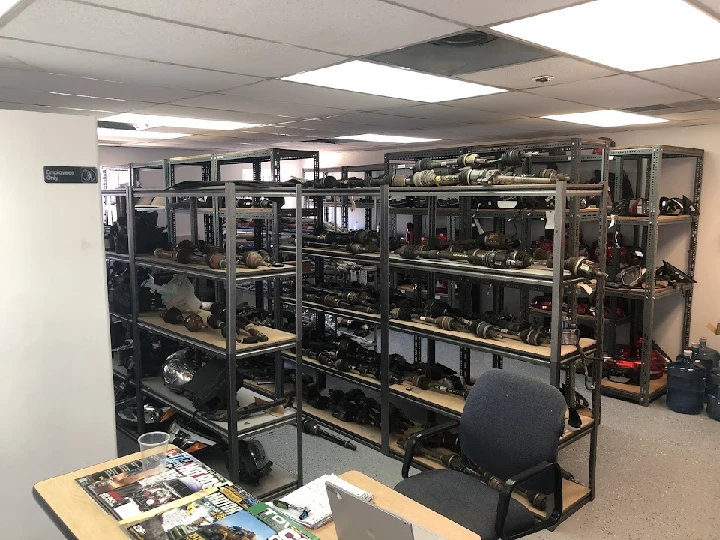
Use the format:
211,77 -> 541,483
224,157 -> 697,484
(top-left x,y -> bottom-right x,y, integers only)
34,451 -> 478,540
315,470 -> 479,540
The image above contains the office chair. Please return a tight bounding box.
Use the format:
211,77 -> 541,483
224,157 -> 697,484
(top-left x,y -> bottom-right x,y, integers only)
395,370 -> 567,540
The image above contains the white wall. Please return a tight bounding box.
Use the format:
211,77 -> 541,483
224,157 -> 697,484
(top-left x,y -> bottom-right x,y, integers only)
0,110 -> 116,538
325,124 -> 720,354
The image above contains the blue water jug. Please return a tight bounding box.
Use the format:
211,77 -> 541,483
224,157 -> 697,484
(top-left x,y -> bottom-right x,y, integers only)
695,337 -> 720,400
667,349 -> 705,414
707,368 -> 720,421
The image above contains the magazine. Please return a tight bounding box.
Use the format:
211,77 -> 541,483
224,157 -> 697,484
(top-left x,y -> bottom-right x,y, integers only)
77,450 -> 227,520
125,487 -> 316,540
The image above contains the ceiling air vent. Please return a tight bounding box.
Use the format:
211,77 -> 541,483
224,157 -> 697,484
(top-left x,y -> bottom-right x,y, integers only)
624,99 -> 720,114
301,138 -> 354,144
367,30 -> 553,76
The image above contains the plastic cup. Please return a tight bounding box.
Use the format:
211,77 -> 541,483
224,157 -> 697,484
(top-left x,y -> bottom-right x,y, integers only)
138,431 -> 171,471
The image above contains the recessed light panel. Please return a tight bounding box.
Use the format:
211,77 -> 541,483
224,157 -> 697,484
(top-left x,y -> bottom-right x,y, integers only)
492,0 -> 720,71
0,0 -> 22,18
542,110 -> 668,127
97,128 -> 189,140
335,134 -> 440,143
102,113 -> 261,131
283,61 -> 506,103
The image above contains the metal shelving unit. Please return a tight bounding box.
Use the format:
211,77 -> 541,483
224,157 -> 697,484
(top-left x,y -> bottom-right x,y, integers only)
602,145 -> 704,406
102,152 -> 307,497
288,138 -> 608,522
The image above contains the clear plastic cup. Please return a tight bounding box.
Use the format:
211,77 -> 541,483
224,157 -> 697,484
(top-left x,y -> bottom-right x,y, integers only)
138,431 -> 171,471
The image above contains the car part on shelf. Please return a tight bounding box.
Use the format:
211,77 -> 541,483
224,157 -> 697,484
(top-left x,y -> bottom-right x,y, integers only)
546,256 -> 608,280
161,307 -> 184,324
162,349 -> 199,393
302,418 -> 357,450
183,313 -> 205,332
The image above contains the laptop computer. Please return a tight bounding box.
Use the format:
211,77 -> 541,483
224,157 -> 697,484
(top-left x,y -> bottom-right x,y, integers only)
326,483 -> 447,540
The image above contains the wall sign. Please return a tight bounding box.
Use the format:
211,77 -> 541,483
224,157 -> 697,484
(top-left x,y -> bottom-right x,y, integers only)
44,166 -> 98,184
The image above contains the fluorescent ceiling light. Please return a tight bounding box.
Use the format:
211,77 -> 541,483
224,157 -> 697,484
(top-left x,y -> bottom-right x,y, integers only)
336,134 -> 440,143
0,0 -> 22,18
492,0 -> 720,71
97,128 -> 189,140
542,110 -> 668,127
48,91 -> 125,102
283,60 -> 506,103
101,113 -> 261,131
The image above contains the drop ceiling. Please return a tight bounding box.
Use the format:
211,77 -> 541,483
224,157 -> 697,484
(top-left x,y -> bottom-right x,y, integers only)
0,0 -> 719,152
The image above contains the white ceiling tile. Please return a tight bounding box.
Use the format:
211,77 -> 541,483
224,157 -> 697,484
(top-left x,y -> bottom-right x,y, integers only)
527,74 -> 701,108
449,91 -> 596,116
221,80 -> 416,111
330,111 -> 469,130
125,104 -> 286,125
387,0 -> 585,26
82,0 -> 464,56
637,60 -> 720,98
171,94 -> 345,118
0,67 -> 199,102
0,38 -> 262,92
378,104 -> 520,123
0,0 -> 345,77
659,109 -> 720,121
0,86 -> 147,112
0,100 -> 107,117
459,57 -> 617,89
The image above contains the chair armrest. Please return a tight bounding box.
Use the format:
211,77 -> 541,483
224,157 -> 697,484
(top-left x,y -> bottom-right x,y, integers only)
495,461 -> 563,540
401,420 -> 460,478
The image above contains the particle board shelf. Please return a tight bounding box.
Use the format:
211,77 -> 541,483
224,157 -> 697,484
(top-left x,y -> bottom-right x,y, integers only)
105,251 -> 129,262
134,254 -> 295,282
291,245 -> 578,288
559,409 -> 594,448
242,379 -> 295,398
605,283 -> 692,300
613,215 -> 694,226
528,307 -> 631,326
141,377 -> 295,440
294,352 -> 593,447
473,208 -> 600,222
109,311 -> 132,324
302,403 -> 439,470
287,298 -> 594,365
137,311 -> 295,358
600,373 -> 668,403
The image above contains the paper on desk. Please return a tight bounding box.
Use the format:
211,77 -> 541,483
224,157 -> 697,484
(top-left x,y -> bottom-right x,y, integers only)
275,474 -> 373,529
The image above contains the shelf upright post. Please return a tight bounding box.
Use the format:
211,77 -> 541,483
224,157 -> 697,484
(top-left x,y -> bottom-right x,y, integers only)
271,151 -> 284,398
640,148 -> 662,406
126,182 -> 145,435
295,184 -> 304,485
165,159 -> 176,246
684,153 -> 704,345
211,155 -> 223,303
549,180 -> 568,388
379,183 -> 390,454
426,197 -> 437,365
589,143 -> 609,500
225,180 -> 240,484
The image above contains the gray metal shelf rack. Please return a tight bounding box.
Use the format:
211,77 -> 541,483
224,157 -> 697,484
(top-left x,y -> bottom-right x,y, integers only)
288,138 -> 608,523
601,145 -> 704,406
103,153 -> 307,498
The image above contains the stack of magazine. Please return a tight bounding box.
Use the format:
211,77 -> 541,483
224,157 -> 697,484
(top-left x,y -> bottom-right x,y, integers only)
76,448 -> 318,540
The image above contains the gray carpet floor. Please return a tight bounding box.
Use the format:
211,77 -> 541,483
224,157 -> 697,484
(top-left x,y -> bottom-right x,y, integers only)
118,333 -> 720,539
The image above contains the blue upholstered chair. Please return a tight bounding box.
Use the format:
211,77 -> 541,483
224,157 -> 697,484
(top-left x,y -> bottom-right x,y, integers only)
395,370 -> 567,540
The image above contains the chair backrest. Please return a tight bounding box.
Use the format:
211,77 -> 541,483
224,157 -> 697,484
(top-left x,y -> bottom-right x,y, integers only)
460,370 -> 567,490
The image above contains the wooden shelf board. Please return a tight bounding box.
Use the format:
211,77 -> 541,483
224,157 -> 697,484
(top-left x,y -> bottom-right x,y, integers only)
528,307 -> 631,326
142,377 -> 295,437
394,318 -> 595,362
138,311 -> 294,357
560,409 -> 594,444
135,254 -> 293,280
242,379 -> 295,398
391,381 -> 465,415
601,373 -> 668,397
614,215 -> 692,225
